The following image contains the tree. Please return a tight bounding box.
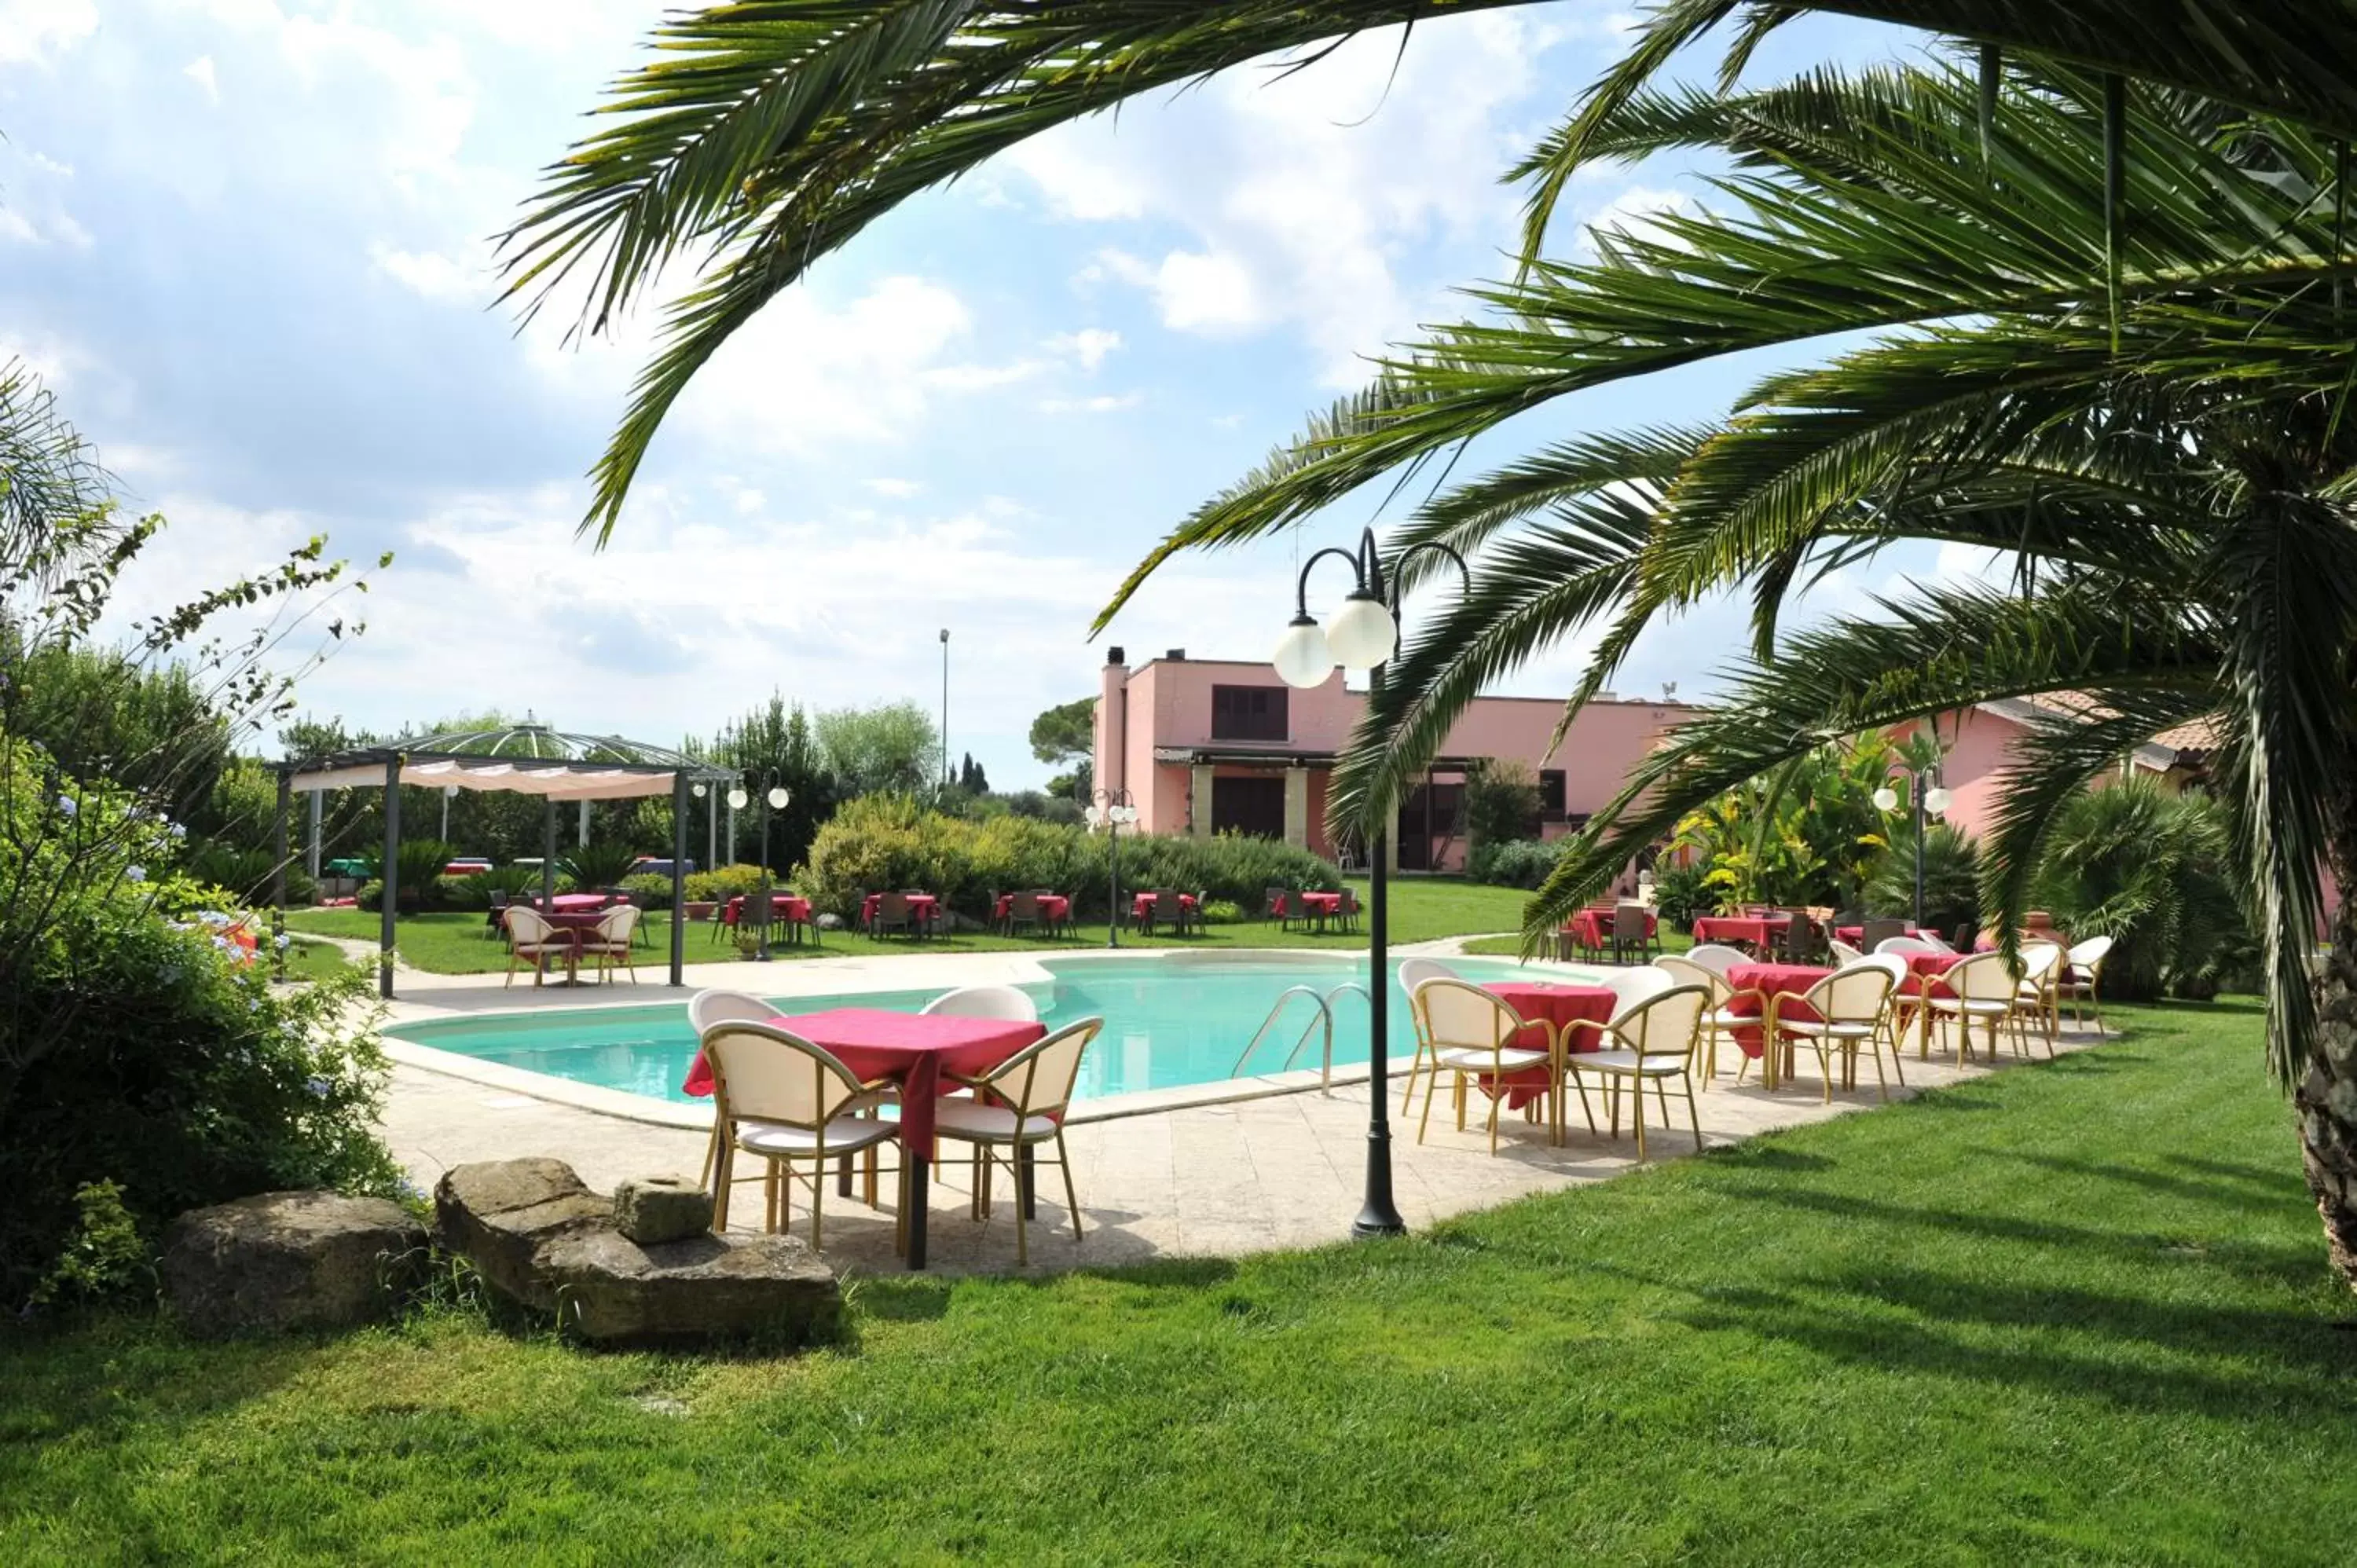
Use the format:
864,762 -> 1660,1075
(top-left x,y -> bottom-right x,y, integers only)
959,753 -> 988,795
712,693 -> 834,872
1462,759 -> 1540,849
1028,697 -> 1094,768
816,701 -> 938,799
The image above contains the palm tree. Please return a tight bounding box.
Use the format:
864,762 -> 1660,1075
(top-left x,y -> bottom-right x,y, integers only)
508,12 -> 2357,1282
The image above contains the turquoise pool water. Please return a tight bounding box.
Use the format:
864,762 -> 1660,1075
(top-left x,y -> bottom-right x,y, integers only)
385,954 -> 1560,1105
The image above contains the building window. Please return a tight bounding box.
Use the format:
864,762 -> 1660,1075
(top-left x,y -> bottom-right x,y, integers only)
1211,775 -> 1287,839
1538,769 -> 1567,822
1211,685 -> 1288,742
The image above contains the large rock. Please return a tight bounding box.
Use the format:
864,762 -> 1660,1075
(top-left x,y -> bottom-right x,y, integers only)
162,1190 -> 427,1339
434,1158 -> 838,1348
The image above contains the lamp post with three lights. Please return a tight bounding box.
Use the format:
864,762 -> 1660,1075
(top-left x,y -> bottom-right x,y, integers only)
1083,788 -> 1138,948
1271,526 -> 1469,1239
730,772 -> 792,960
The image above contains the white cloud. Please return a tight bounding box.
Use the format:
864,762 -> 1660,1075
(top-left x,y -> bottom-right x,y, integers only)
0,210 -> 38,245
1093,247 -> 1261,335
184,53 -> 219,104
1575,183 -> 1696,255
1040,392 -> 1142,415
867,478 -> 922,499
1047,328 -> 1122,371
1003,135 -> 1146,221
0,0 -> 97,67
370,244 -> 479,303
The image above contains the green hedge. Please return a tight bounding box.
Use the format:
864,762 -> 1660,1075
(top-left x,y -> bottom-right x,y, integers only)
794,793 -> 1340,921
683,863 -> 775,903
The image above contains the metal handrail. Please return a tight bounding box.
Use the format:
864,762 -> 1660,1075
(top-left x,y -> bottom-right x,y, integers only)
1281,981 -> 1373,1087
1233,984 -> 1335,1090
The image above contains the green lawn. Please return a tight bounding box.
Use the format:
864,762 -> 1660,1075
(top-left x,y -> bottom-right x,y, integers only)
280,936 -> 354,981
284,878 -> 1541,974
5,1000 -> 2351,1563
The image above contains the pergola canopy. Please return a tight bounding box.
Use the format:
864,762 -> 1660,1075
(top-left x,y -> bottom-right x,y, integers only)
269,717 -> 735,998
278,718 -> 734,798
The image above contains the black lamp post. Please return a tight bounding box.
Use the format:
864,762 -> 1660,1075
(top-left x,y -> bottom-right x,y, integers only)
1085,787 -> 1138,948
1272,526 -> 1469,1240
1873,764 -> 1952,930
731,772 -> 791,960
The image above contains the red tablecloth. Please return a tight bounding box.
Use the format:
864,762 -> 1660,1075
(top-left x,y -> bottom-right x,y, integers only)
1691,914 -> 1791,947
1899,949 -> 1965,998
728,893 -> 811,924
1834,924 -> 1920,943
1297,892 -> 1342,916
860,892 -> 940,929
1721,962 -> 1833,1059
683,1008 -> 1044,1151
548,893 -> 608,913
1564,908 -> 1659,949
1131,891 -> 1198,921
995,893 -> 1071,921
1479,981 -> 1618,1108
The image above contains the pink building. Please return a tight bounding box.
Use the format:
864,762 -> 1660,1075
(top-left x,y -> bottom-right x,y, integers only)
1092,649 -> 1697,872
1922,698 -> 2215,841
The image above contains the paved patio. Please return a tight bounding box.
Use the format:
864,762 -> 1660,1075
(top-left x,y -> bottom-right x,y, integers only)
374,943 -> 2104,1277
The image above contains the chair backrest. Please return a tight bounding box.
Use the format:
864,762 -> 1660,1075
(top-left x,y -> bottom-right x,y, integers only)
875,892 -> 911,921
1827,939 -> 1866,966
2019,941 -> 2064,984
504,905 -> 555,943
690,987 -> 775,1036
1683,943 -> 1747,978
1151,888 -> 1181,907
1916,929 -> 1956,953
1613,900 -> 1648,931
1875,935 -> 1936,955
1654,954 -> 1731,1002
1607,983 -> 1708,1059
1950,922 -> 1978,951
1605,964 -> 1678,1012
593,904 -> 641,943
2067,933 -> 2115,971
1397,958 -> 1459,993
920,984 -> 1038,1022
1339,888 -> 1361,916
702,1021 -> 871,1130
1945,950 -> 2022,1001
1006,892 -> 1039,921
978,1017 -> 1102,1117
1412,978 -> 1525,1053
1809,958 -> 1900,1023
1858,918 -> 1908,950
488,890 -> 511,910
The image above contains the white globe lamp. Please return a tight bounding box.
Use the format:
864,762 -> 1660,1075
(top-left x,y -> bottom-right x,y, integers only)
1871,786 -> 1899,813
726,786 -> 748,811
767,786 -> 790,810
1325,592 -> 1398,671
1272,614 -> 1332,689
1923,785 -> 1952,817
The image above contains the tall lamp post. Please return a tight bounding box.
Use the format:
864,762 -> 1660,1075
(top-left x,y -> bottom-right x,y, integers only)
1272,526 -> 1469,1240
732,773 -> 791,960
939,627 -> 951,793
1084,788 -> 1138,948
1872,764 -> 1952,931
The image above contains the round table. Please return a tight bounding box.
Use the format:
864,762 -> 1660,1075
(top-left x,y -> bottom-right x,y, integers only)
860,892 -> 940,934
995,893 -> 1071,926
1833,924 -> 1920,943
1563,907 -> 1658,951
684,1008 -> 1046,1270
1721,962 -> 1834,1087
1479,981 -> 1618,1110
1692,914 -> 1791,949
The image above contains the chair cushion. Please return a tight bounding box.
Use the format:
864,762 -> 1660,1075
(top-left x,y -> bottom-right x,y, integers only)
1777,1018 -> 1877,1039
932,1099 -> 1061,1144
1435,1046 -> 1552,1075
1571,1050 -> 1688,1076
1929,998 -> 2012,1017
735,1115 -> 898,1157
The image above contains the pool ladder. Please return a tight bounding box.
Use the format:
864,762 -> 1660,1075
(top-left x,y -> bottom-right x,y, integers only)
1230,981 -> 1372,1093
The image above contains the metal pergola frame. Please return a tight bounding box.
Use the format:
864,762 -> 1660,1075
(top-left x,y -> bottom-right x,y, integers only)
269,727 -> 735,998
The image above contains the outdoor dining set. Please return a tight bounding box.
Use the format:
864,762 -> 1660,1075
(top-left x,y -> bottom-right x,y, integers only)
495,892 -> 647,987
684,983 -> 1098,1269
1401,927 -> 2114,1162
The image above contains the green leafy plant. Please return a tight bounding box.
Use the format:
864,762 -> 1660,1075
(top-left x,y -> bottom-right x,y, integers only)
1648,859 -> 1715,929
2030,782 -> 2255,1002
1867,822 -> 1983,940
561,839 -> 643,892
684,863 -> 775,903
1467,838 -> 1561,890
28,1179 -> 152,1310
1463,759 -> 1541,850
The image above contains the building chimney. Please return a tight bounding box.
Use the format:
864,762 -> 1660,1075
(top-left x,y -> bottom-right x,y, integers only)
1098,648 -> 1130,797
1165,647 -> 1186,661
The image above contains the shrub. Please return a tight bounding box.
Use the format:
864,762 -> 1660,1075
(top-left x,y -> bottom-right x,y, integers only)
1649,859 -> 1716,929
181,837 -> 317,906
619,871 -> 675,911
1464,759 -> 1541,848
30,1179 -> 151,1310
1468,837 -> 1561,889
561,839 -> 643,891
794,794 -> 1340,921
2028,782 -> 2254,1000
685,863 -> 780,903
1866,822 -> 1983,937
2,750 -> 402,1308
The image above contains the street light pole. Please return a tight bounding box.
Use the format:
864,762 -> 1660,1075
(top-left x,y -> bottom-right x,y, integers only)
730,774 -> 790,961
1086,788 -> 1137,948
1874,760 -> 1952,932
1271,526 -> 1469,1240
939,627 -> 951,794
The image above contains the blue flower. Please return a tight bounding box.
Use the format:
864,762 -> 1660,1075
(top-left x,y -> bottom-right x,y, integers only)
274,932 -> 292,950
306,1076 -> 333,1098
167,822 -> 187,840
56,796 -> 77,818
125,865 -> 146,883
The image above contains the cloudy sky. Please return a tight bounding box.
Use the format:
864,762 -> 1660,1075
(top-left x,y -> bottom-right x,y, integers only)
1,0 -> 1920,788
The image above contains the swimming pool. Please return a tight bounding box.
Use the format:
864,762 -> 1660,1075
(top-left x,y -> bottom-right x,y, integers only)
384,954 -> 1581,1105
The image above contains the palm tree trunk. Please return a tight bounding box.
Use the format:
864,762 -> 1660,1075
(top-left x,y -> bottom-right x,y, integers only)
2301,863 -> 2357,1290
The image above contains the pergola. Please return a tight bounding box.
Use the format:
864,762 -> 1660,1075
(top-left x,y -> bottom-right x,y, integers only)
270,721 -> 736,997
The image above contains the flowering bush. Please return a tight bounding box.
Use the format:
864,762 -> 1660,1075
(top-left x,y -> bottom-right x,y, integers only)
0,740 -> 401,1309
